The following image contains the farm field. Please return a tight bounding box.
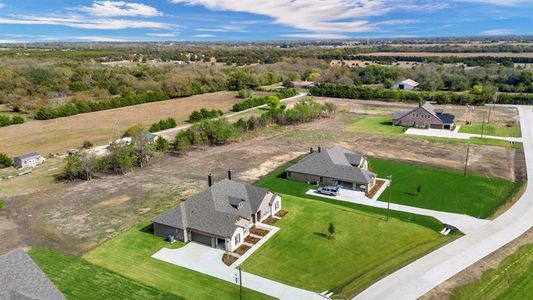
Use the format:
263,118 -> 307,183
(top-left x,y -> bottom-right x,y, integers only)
452,242 -> 533,300
83,222 -> 272,300
459,122 -> 522,137
372,158 -> 519,218
30,247 -> 182,300
0,91 -> 245,156
244,191 -> 455,298
362,52 -> 533,58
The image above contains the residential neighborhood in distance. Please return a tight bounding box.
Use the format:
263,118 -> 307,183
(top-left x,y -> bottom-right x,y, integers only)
0,1 -> 532,300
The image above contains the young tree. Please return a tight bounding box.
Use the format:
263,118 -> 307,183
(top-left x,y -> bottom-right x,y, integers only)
237,89 -> 252,99
0,152 -> 12,168
133,132 -> 154,168
82,140 -> 94,149
108,141 -> 135,174
416,185 -> 422,196
154,136 -> 169,152
282,79 -> 294,88
328,222 -> 336,240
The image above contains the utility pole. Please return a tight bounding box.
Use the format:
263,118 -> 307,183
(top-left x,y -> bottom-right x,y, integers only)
386,175 -> 392,221
238,264 -> 243,300
480,112 -> 486,139
464,143 -> 470,176
487,104 -> 493,124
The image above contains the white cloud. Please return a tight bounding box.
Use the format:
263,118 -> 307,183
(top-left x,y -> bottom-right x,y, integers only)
0,3 -> 5,9
375,19 -> 419,26
74,36 -> 130,42
193,34 -> 215,38
171,0 -> 446,33
455,0 -> 526,6
0,15 -> 171,30
147,32 -> 178,37
0,39 -> 23,43
481,29 -> 513,35
79,1 -> 161,17
282,33 -> 349,39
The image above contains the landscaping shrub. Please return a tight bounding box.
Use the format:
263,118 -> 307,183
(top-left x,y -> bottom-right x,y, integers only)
237,89 -> 252,99
82,140 -> 94,149
0,114 -> 24,127
154,136 -> 169,152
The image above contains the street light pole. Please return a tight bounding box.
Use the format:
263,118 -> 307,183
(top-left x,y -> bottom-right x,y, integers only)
481,112 -> 486,139
386,175 -> 392,222
464,142 -> 470,176
238,264 -> 243,300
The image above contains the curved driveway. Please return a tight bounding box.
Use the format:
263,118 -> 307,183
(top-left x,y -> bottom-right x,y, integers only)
356,105 -> 533,300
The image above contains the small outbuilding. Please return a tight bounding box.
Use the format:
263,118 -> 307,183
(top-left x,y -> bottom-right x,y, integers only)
391,79 -> 419,90
13,152 -> 45,169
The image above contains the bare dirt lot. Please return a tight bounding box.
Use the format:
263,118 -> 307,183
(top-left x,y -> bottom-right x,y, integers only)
0,100 -> 524,256
0,91 -> 243,156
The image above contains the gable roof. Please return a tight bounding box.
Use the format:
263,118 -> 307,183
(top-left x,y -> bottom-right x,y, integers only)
397,79 -> 419,87
393,102 -> 454,124
287,146 -> 375,184
15,152 -> 42,161
153,179 -> 275,238
0,249 -> 65,300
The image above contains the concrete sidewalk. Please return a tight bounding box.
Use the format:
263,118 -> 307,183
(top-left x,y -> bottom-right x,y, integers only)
306,189 -> 490,235
405,127 -> 523,143
152,241 -> 323,300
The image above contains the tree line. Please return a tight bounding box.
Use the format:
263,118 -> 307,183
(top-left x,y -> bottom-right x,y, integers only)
0,114 -> 24,127
232,88 -> 298,111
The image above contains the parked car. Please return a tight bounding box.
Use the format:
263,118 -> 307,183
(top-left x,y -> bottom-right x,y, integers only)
318,186 -> 340,196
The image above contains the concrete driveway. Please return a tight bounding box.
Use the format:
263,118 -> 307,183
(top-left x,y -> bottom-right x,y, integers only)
307,189 -> 490,234
356,105 -> 533,300
152,238 -> 323,300
405,127 -> 523,143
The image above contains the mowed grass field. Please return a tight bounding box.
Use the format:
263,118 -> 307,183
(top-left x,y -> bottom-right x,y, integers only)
82,222 -> 272,300
372,158 -> 519,218
0,91 -> 243,156
459,122 -> 521,137
30,248 -> 182,300
347,116 -> 407,134
452,243 -> 533,300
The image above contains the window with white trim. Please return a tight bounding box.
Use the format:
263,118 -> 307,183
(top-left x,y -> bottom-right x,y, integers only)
235,233 -> 241,246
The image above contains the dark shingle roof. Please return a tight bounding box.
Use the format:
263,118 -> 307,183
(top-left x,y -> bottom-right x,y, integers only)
0,249 -> 65,300
287,146 -> 375,184
438,113 -> 455,124
393,102 -> 455,125
153,179 -> 274,238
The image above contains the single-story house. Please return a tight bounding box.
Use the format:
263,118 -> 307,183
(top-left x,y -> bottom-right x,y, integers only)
152,171 -> 282,252
0,248 -> 65,300
391,79 -> 419,90
13,152 -> 45,169
286,146 -> 377,192
392,101 -> 455,130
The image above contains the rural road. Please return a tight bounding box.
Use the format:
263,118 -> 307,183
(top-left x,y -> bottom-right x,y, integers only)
157,92 -> 308,140
355,105 -> 533,300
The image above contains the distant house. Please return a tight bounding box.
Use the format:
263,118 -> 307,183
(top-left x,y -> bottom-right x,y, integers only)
0,248 -> 65,300
392,79 -> 419,90
13,152 -> 45,169
286,146 -> 376,192
152,171 -> 282,252
393,101 -> 455,130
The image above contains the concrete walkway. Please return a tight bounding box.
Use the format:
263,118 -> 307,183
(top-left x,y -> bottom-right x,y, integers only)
306,189 -> 490,235
152,240 -> 323,300
405,127 -> 523,143
356,105 -> 533,300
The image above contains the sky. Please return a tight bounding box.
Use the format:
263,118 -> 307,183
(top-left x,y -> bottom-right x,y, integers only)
0,0 -> 531,43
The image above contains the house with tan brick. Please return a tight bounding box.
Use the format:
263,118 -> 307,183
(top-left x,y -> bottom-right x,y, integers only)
392,101 -> 455,130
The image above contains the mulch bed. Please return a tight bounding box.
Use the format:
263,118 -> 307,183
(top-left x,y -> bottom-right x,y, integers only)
222,253 -> 238,266
250,227 -> 269,237
245,235 -> 260,244
276,210 -> 288,218
234,244 -> 251,256
366,179 -> 386,199
262,217 -> 279,225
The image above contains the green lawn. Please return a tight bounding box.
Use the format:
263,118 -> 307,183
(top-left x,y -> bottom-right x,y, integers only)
452,243 -> 533,300
347,116 -> 407,134
243,194 -> 454,298
459,123 -> 521,138
82,222 -> 273,300
371,159 -> 519,218
30,248 -> 182,300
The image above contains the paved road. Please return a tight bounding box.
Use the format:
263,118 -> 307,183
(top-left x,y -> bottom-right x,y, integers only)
405,127 -> 523,143
306,188 -> 490,235
157,93 -> 308,140
356,105 -> 533,300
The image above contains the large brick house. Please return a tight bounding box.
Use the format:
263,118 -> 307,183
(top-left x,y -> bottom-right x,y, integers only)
152,171 -> 281,252
392,101 -> 455,130
286,146 -> 376,192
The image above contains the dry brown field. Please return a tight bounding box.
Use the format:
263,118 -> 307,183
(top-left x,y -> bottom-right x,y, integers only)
0,91 -> 245,156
